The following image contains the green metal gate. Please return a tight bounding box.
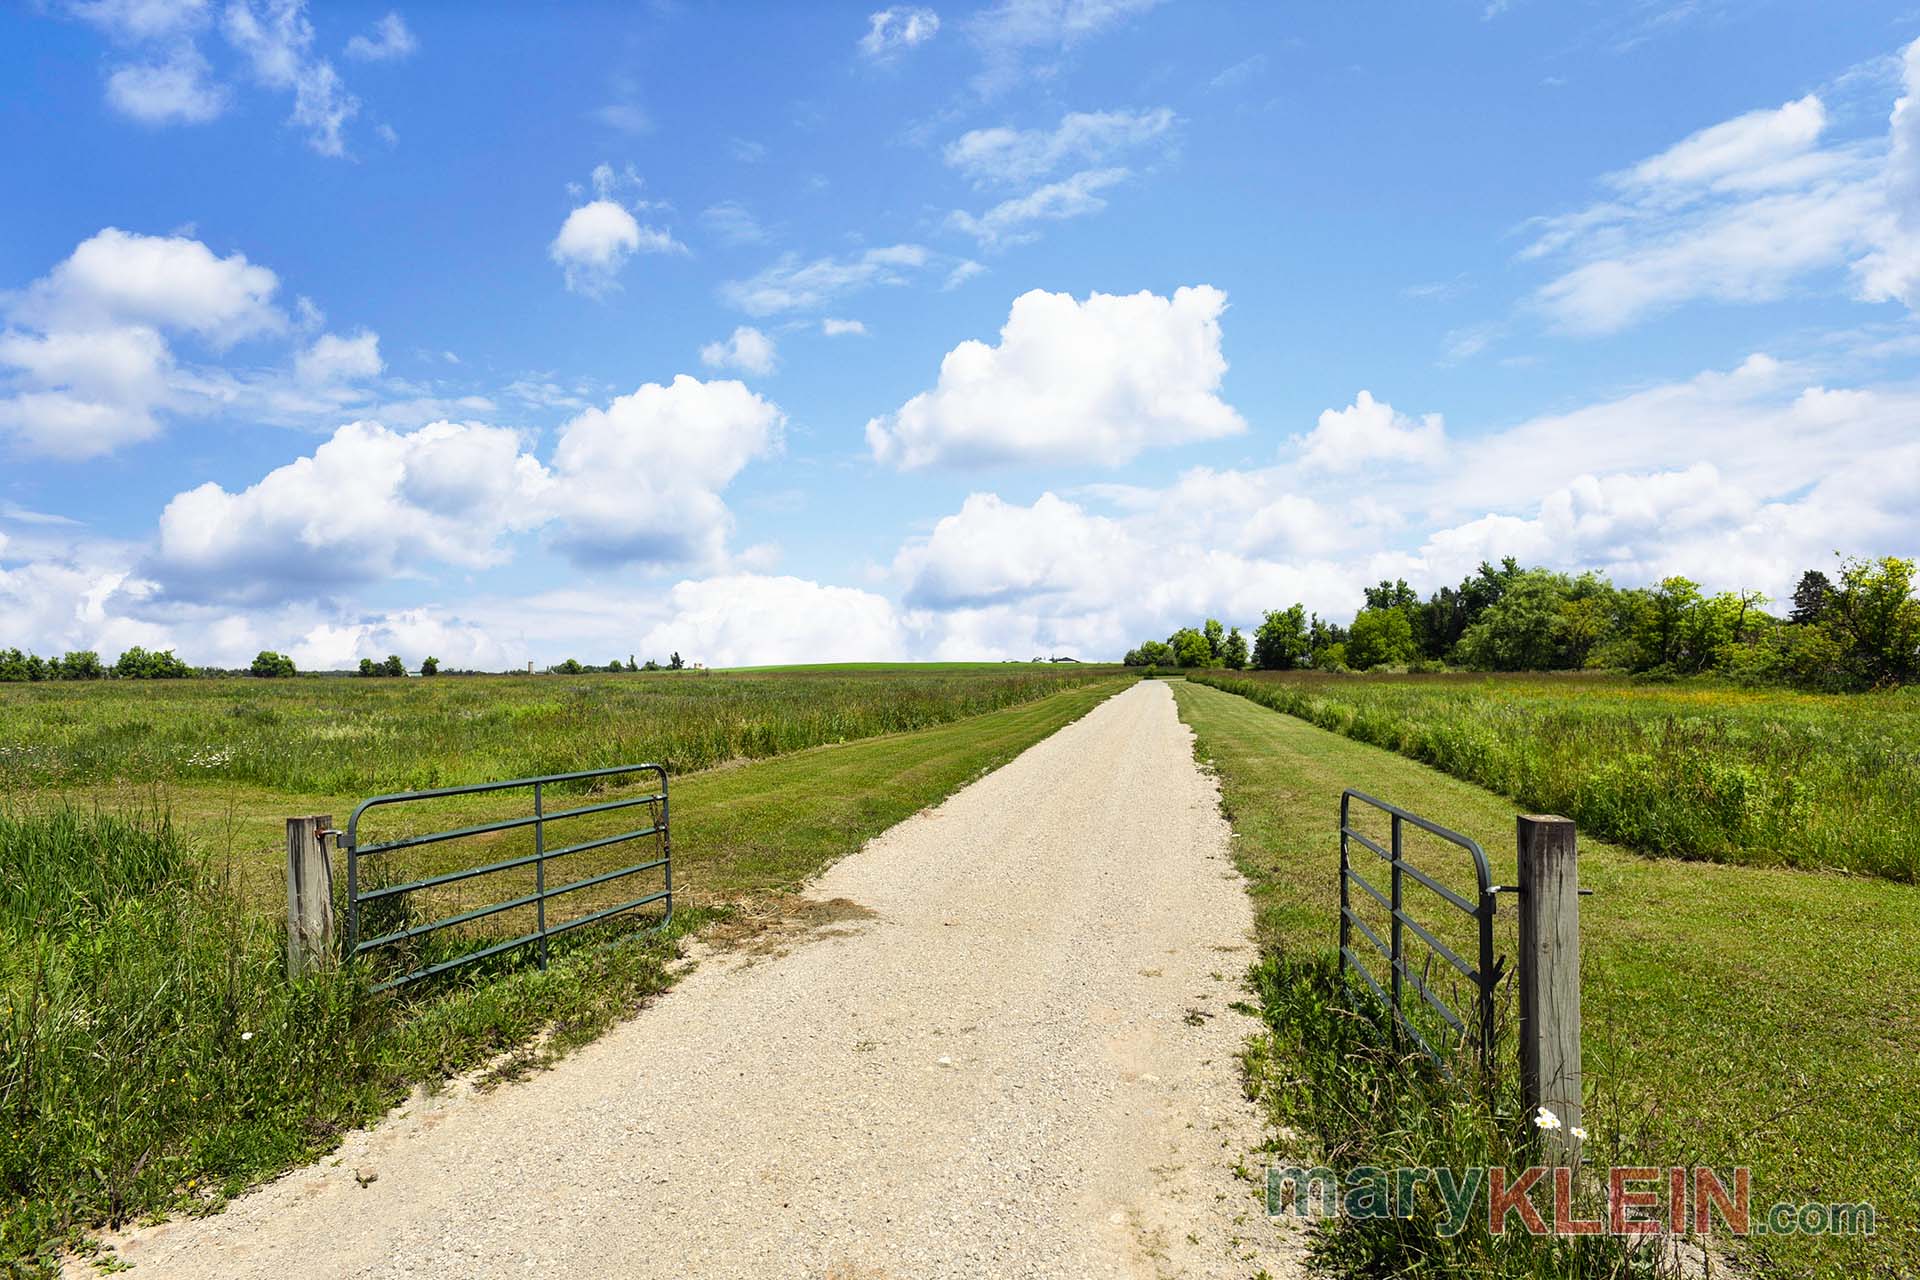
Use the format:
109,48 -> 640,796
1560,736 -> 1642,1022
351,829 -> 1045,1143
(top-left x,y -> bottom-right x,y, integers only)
339,763 -> 671,991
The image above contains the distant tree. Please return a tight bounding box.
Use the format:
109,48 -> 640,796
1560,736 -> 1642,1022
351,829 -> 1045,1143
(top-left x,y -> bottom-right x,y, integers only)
1202,618 -> 1226,660
554,658 -> 584,675
1631,576 -> 1706,672
1454,570 -> 1572,671
0,648 -> 28,682
420,655 -> 440,676
643,658 -> 662,672
381,654 -> 406,677
1346,608 -> 1417,670
54,650 -> 104,680
1307,613 -> 1348,666
1123,639 -> 1176,667
1167,627 -> 1214,668
249,650 -> 296,678
1252,605 -> 1309,670
669,651 -> 684,670
628,654 -> 637,671
113,646 -> 192,679
358,657 -> 378,677
1363,579 -> 1419,612
23,654 -> 47,681
1790,570 -> 1835,626
1221,626 -> 1249,670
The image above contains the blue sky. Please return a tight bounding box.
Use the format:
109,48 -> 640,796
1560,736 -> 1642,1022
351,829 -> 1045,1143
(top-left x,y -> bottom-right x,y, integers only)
3,0 -> 1919,668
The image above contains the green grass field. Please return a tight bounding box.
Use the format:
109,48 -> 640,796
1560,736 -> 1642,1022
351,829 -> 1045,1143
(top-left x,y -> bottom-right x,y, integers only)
1171,678 -> 1918,1280
1187,670 -> 1920,881
1,672 -> 1128,1275
0,665 -> 1121,796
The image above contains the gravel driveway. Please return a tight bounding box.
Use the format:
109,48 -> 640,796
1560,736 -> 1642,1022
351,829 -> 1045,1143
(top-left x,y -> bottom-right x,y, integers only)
98,680 -> 1305,1279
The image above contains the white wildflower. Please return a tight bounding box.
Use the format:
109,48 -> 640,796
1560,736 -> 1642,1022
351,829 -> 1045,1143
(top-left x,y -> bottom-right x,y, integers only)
1570,1125 -> 1588,1141
241,1031 -> 254,1042
1532,1106 -> 1562,1131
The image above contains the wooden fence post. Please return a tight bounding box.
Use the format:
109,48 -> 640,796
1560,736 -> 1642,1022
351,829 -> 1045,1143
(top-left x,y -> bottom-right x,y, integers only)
1517,814 -> 1581,1164
286,815 -> 335,978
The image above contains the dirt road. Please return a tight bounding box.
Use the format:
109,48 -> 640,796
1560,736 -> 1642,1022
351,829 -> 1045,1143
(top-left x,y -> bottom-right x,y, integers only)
101,680 -> 1303,1279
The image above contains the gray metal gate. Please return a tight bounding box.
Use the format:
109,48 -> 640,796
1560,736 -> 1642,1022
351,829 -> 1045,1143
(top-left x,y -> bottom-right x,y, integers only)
340,763 -> 671,992
1338,788 -> 1503,1075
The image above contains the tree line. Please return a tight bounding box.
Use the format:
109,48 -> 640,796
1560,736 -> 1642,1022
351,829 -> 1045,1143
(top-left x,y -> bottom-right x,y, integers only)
1125,554 -> 1920,690
0,647 -> 694,681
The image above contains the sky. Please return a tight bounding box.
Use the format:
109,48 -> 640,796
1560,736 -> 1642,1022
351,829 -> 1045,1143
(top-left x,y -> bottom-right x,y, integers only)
3,0 -> 1919,669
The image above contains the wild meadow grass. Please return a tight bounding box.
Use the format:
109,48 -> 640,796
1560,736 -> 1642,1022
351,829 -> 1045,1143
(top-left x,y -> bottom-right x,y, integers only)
0,665 -> 1118,796
1188,670 -> 1920,881
0,805 -> 697,1276
1175,679 -> 1917,1279
1244,951 -> 1659,1279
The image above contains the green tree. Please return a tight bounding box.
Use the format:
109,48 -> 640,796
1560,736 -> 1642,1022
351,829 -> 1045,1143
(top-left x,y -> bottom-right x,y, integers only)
1124,639 -> 1176,666
1454,570 -> 1572,670
381,654 -> 406,677
249,650 -> 296,678
1790,570 -> 1834,626
554,658 -> 584,675
1363,579 -> 1418,612
420,656 -> 440,676
1307,613 -> 1347,667
1168,627 -> 1213,668
1202,618 -> 1226,660
669,651 -> 684,670
358,657 -> 377,677
1221,626 -> 1249,670
0,648 -> 29,682
1252,605 -> 1309,670
1825,556 -> 1920,687
113,646 -> 192,679
54,650 -> 104,680
1633,577 -> 1705,671
1346,608 -> 1416,670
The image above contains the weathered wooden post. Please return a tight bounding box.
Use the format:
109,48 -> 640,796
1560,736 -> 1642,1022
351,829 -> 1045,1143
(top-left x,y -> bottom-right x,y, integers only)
285,814 -> 335,978
1517,814 -> 1581,1164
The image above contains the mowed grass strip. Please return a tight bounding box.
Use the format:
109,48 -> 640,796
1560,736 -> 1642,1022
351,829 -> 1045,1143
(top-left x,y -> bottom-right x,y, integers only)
1171,679 -> 1918,1280
2,678 -> 1126,1276
1187,670 -> 1920,881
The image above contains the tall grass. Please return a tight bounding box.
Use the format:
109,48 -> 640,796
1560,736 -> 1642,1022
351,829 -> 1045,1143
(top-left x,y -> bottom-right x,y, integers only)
1189,671 -> 1920,881
0,667 -> 1119,796
1243,950 -> 1662,1279
0,806 -> 690,1276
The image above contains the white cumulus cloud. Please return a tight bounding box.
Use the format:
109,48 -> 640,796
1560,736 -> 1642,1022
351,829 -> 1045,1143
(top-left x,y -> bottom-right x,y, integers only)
546,375 -> 784,567
699,326 -> 778,376
293,329 -> 382,385
151,419 -> 550,602
1296,390 -> 1447,472
0,228 -> 287,458
105,47 -> 228,123
550,199 -> 683,296
866,284 -> 1244,469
